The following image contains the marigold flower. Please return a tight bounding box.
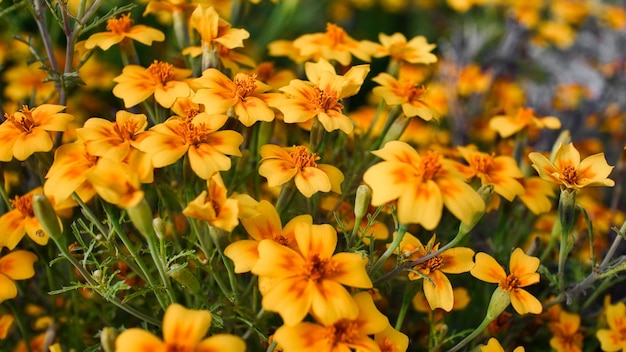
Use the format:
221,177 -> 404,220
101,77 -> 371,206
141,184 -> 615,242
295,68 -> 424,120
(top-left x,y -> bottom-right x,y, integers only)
373,32 -> 438,65
188,5 -> 249,50
0,250 -> 38,304
372,72 -> 438,121
273,292 -> 389,351
0,187 -> 59,249
528,143 -> 615,191
138,113 -> 243,179
489,107 -> 561,138
596,300 -> 626,351
0,104 -> 74,161
112,60 -> 192,108
480,337 -> 525,352
0,314 -> 14,339
251,222 -> 372,325
193,69 -> 276,126
363,141 -> 485,229
471,248 -> 542,315
3,63 -> 56,104
293,23 -> 379,66
224,200 -> 312,273
457,64 -> 493,96
44,142 -> 99,205
84,13 -> 165,50
86,157 -> 145,209
258,144 -> 344,198
548,310 -> 583,352
115,303 -> 245,352
396,233 -> 474,311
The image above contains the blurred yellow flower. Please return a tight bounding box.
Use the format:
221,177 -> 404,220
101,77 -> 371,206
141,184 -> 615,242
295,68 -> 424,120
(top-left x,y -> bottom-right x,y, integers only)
596,300 -> 626,351
44,141 -> 99,205
518,177 -> 556,215
471,248 -> 542,315
273,292 -> 390,352
457,64 -> 493,96
112,60 -> 192,108
0,314 -> 13,340
372,32 -> 437,65
480,337 -> 525,352
548,310 -> 583,352
258,144 -> 344,198
535,21 -> 576,49
363,141 -> 484,229
84,13 -> 165,50
86,157 -> 145,209
372,72 -> 438,121
528,143 -> 615,191
115,303 -> 245,352
489,107 -> 561,138
251,222 -> 372,325
0,187 -> 57,249
183,173 -> 241,232
0,250 -> 38,304
188,5 -> 249,50
3,63 -> 56,104
0,104 -> 74,161
374,325 -> 410,352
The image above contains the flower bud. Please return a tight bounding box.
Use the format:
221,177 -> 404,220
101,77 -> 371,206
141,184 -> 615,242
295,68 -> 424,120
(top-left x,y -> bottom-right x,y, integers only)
32,194 -> 62,239
153,217 -> 167,241
354,184 -> 372,221
127,199 -> 156,240
100,327 -> 118,352
558,188 -> 577,236
169,264 -> 201,294
458,184 -> 494,236
486,287 -> 511,321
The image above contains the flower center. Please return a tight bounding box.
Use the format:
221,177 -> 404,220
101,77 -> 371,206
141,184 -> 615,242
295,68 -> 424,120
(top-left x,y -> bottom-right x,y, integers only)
106,13 -> 133,34
517,107 -> 534,125
470,154 -> 494,174
418,151 -> 442,181
174,118 -> 211,146
325,23 -> 347,46
304,255 -> 333,282
401,81 -> 427,102
11,194 -> 34,217
233,73 -> 257,100
147,61 -> 175,85
255,62 -> 275,82
327,319 -> 360,346
500,273 -> 520,291
378,337 -> 400,352
561,165 -> 578,185
271,234 -> 291,247
5,105 -> 37,133
165,343 -> 192,352
290,146 -> 319,170
314,87 -> 342,112
113,120 -> 141,140
420,255 -> 443,275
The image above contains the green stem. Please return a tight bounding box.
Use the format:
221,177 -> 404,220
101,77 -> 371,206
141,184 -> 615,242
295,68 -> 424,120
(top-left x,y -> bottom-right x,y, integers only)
275,180 -> 296,215
207,225 -> 239,305
369,223 -> 409,275
145,229 -> 176,305
395,286 -> 414,330
72,193 -> 109,238
539,219 -> 561,263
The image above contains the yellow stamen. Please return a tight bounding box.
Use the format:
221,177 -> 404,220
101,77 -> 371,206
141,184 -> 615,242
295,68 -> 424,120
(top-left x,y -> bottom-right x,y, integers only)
314,88 -> 342,111
290,146 -> 319,170
5,105 -> 37,133
326,23 -> 347,45
106,13 -> 133,34
471,154 -> 495,174
418,151 -> 442,181
304,255 -> 334,282
401,81 -> 427,102
327,319 -> 360,346
561,165 -> 578,185
113,120 -> 140,140
147,61 -> 175,85
174,119 -> 211,146
11,194 -> 34,217
500,273 -> 520,291
233,73 -> 257,100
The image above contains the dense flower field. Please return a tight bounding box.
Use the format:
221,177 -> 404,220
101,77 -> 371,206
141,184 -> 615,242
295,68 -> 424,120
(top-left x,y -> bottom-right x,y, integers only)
1,0 -> 626,351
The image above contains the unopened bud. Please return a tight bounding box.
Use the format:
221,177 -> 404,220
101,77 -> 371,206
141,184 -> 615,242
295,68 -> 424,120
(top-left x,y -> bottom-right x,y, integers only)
32,194 -> 62,240
486,287 -> 511,321
153,217 -> 167,240
100,327 -> 118,352
354,184 -> 372,221
169,264 -> 201,294
558,188 -> 577,236
127,199 -> 156,239
458,184 -> 494,236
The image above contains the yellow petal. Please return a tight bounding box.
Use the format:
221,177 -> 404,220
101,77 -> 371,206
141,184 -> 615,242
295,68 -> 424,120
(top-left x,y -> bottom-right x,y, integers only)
353,291 -> 389,335
439,177 -> 485,224
423,270 -> 454,312
224,240 -> 259,273
509,248 -> 540,278
294,166 -> 332,198
273,322 -> 329,352
0,274 -> 17,303
252,239 -> 305,278
470,252 -> 506,284
188,144 -> 233,179
262,276 -> 312,325
397,180 -> 442,229
13,129 -> 53,161
0,250 -> 38,280
162,303 -> 212,344
0,210 -> 27,250
440,247 -> 475,274
310,279 -> 359,325
510,288 -> 543,314
327,252 -> 372,288
295,223 -> 337,259
115,328 -> 164,352
197,334 -> 246,352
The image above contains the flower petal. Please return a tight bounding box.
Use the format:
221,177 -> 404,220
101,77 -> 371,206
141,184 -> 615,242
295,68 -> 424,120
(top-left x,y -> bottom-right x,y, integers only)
510,288 -> 542,315
162,304 -> 212,344
470,252 -> 506,284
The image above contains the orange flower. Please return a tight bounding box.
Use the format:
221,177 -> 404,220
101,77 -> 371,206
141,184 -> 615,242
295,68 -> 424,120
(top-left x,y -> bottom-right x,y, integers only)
251,222 -> 372,325
596,300 -> 626,351
548,310 -> 583,352
0,104 -> 74,161
292,23 -> 379,66
115,303 -> 245,352
258,144 -> 344,198
372,32 -> 437,65
138,113 -> 243,179
86,157 -> 145,209
112,60 -> 192,108
528,143 -> 615,191
489,107 -> 561,138
193,69 -> 276,126
44,141 -> 98,205
84,13 -> 165,50
187,5 -> 249,50
372,73 -> 438,121
480,338 -> 525,352
363,141 -> 484,229
470,248 -> 542,315
396,233 -> 474,311
273,291 -> 389,352
3,63 -> 56,105
224,200 -> 312,273
457,64 -> 493,96
0,250 -> 38,304
271,58 -> 369,134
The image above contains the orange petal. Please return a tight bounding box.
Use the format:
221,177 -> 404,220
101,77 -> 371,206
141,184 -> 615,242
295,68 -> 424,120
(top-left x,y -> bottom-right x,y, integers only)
262,276 -> 312,326
470,252 -> 506,284
162,304 -> 212,344
197,334 -> 246,352
510,288 -> 542,315
0,250 -> 37,280
115,328 -> 164,352
310,279 -> 358,325
423,270 -> 454,312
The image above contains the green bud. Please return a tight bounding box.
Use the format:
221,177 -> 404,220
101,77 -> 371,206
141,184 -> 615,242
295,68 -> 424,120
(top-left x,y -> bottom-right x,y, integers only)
558,188 -> 577,236
32,194 -> 62,239
152,217 -> 167,241
486,286 -> 511,321
169,264 -> 201,294
381,115 -> 411,146
100,327 -> 118,352
354,184 -> 372,221
127,199 -> 156,240
458,184 -> 494,236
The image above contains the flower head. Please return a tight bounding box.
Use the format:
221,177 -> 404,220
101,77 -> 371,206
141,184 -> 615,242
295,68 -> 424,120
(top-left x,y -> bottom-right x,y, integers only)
251,222 -> 372,325
115,303 -> 245,352
480,338 -> 525,352
84,13 -> 165,50
471,248 -> 542,315
183,173 -> 242,232
372,73 -> 438,121
0,104 -> 74,161
0,250 -> 38,304
188,5 -> 249,49
549,310 -> 583,352
489,107 -> 561,138
597,299 -> 626,351
373,33 -> 438,65
528,143 -> 615,191
258,144 -> 344,198
363,141 -> 485,229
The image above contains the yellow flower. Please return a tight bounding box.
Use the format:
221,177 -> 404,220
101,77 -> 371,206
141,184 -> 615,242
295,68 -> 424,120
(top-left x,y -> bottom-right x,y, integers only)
3,63 -> 56,104
188,5 -> 249,50
374,325 -> 410,352
183,173 -> 241,232
396,233 -> 474,311
470,248 -> 542,315
548,310 -> 583,352
0,314 -> 14,340
457,64 -> 493,96
372,73 -> 438,121
273,291 -> 389,352
0,104 -> 74,161
115,303 -> 246,352
534,21 -> 576,49
193,69 -> 276,126
528,143 -> 615,191
0,187 -> 60,249
489,107 -> 561,138
372,32 -> 437,65
271,58 -> 370,134
84,13 -> 165,50
480,337 -> 525,352
138,113 -> 243,179
596,300 -> 626,351
363,141 -> 485,229
251,222 -> 372,325
44,141 -> 99,205
0,250 -> 38,304
457,146 -> 525,202
224,200 -> 312,273
292,23 -> 379,66
518,177 -> 556,215
112,60 -> 192,108
86,157 -> 145,209
258,144 -> 344,198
